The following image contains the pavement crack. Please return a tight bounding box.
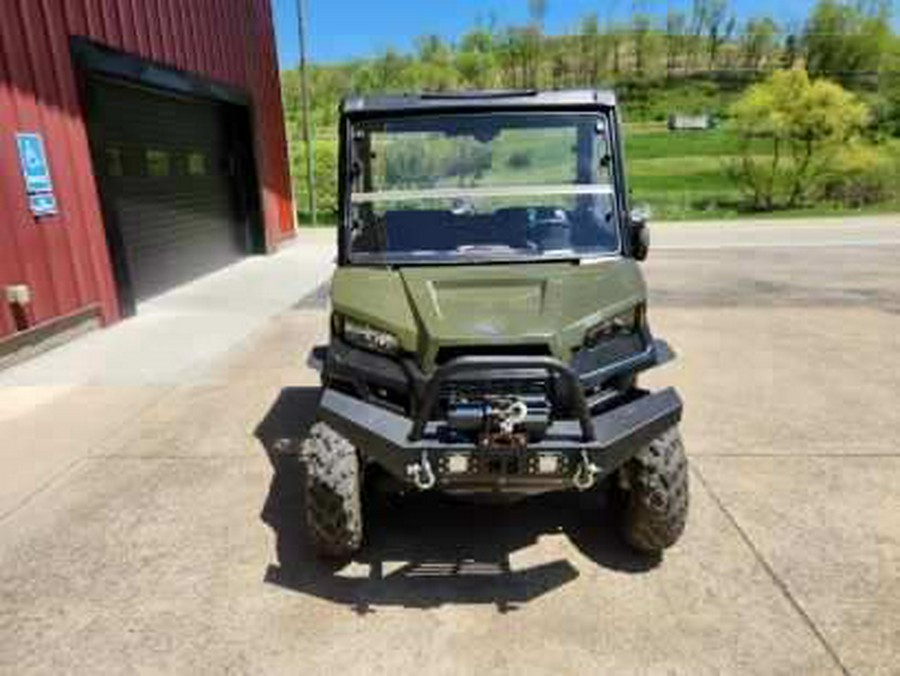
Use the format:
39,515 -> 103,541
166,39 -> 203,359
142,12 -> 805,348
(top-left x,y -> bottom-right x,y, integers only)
691,464 -> 851,676
0,387 -> 174,527
0,456 -> 88,525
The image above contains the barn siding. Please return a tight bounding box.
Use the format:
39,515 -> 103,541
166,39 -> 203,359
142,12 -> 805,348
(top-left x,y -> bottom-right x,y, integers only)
0,0 -> 293,337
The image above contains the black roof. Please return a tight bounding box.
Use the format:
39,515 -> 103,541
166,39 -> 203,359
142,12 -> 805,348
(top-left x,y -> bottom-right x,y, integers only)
341,89 -> 617,115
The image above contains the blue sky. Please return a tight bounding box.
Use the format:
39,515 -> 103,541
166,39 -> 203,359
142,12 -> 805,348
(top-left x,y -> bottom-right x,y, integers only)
272,0 -> 834,67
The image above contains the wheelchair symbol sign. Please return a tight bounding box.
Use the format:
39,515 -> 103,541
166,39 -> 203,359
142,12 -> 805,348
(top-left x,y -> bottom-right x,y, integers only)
16,133 -> 53,194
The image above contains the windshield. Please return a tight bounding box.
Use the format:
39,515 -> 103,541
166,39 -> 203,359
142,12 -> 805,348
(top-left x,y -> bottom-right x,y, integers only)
346,113 -> 621,263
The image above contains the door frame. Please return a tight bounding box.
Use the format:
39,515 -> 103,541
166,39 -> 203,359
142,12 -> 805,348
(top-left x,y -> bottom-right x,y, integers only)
71,38 -> 264,316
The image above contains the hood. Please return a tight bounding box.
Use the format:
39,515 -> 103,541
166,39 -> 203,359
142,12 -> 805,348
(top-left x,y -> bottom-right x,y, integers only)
330,259 -> 646,367
399,260 -> 645,363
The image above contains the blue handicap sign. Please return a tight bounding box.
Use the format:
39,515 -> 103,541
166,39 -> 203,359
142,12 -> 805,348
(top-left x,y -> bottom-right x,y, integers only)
29,193 -> 58,217
16,133 -> 53,194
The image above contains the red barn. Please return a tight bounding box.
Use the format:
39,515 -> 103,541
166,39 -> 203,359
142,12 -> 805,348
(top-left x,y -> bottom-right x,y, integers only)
0,0 -> 294,350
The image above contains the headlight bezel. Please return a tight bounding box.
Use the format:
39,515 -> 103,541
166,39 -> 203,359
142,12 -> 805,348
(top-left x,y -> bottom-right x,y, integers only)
583,305 -> 643,348
336,314 -> 401,356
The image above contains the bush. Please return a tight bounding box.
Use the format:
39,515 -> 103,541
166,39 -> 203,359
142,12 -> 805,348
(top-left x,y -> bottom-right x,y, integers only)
822,142 -> 898,207
292,138 -> 339,220
506,150 -> 533,169
727,69 -> 870,210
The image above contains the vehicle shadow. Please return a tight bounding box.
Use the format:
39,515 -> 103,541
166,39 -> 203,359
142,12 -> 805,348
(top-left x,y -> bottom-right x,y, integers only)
255,386 -> 660,615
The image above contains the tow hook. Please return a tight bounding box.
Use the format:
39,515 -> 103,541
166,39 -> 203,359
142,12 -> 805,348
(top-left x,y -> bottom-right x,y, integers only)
407,451 -> 437,490
573,449 -> 601,491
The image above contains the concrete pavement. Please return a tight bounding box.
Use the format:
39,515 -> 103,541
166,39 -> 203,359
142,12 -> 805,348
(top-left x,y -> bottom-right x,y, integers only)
652,213 -> 900,249
1,215 -> 899,674
0,228 -> 335,387
0,230 -> 332,518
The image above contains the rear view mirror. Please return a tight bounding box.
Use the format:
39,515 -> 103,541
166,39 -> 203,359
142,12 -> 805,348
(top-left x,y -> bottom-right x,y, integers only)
629,203 -> 651,261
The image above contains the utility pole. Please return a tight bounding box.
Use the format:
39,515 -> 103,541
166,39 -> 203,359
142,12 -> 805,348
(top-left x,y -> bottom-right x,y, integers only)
296,0 -> 316,225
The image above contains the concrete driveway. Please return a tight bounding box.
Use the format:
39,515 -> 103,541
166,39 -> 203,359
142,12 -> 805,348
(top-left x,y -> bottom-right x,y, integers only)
1,216 -> 898,674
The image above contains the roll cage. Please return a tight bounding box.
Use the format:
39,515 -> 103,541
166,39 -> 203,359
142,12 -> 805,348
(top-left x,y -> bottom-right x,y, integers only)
335,89 -> 636,266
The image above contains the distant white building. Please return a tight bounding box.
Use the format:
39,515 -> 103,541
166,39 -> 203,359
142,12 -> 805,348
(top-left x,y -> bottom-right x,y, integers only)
668,114 -> 716,131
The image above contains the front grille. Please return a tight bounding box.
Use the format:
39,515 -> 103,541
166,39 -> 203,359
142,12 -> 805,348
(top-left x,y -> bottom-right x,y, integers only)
433,345 -> 556,417
440,376 -> 549,403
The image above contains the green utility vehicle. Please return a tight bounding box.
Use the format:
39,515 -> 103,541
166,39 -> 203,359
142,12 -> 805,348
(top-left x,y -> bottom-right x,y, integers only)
304,90 -> 687,558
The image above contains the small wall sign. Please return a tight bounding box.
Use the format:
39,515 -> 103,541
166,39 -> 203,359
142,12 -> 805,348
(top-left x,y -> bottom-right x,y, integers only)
16,132 -> 58,217
16,133 -> 53,193
29,193 -> 58,217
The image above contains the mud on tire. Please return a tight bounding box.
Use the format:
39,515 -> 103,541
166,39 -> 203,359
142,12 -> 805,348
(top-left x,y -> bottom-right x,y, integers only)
620,426 -> 689,554
303,422 -> 363,559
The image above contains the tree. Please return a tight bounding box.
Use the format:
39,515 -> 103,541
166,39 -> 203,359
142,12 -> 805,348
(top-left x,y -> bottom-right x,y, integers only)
665,11 -> 687,77
875,35 -> 900,135
457,27 -> 499,89
578,13 -> 603,84
549,37 -> 573,88
362,49 -> 415,91
688,0 -> 707,66
728,69 -> 870,209
414,35 -> 459,91
500,27 -> 539,88
741,17 -> 779,71
416,35 -> 449,64
522,26 -> 543,86
689,0 -> 709,44
774,17 -> 802,70
632,13 -> 655,76
526,0 -> 548,86
804,0 -> 892,84
608,25 -> 624,75
704,0 -> 730,69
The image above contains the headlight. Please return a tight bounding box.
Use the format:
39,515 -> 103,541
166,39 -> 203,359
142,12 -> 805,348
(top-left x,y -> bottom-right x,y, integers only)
340,316 -> 400,355
584,306 -> 642,348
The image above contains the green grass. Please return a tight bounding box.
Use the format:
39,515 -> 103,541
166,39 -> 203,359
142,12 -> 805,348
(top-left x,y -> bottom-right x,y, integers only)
625,128 -> 748,160
630,168 -> 734,192
624,127 -> 742,218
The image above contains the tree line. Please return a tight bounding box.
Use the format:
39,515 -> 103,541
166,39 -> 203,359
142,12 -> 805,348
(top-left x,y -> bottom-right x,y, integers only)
281,0 -> 900,218
283,0 -> 896,129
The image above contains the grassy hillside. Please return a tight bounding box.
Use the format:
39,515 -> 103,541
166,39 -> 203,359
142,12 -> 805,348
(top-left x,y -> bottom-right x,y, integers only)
295,123 -> 900,224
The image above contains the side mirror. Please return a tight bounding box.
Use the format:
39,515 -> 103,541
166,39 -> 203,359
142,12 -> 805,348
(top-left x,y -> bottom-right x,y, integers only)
629,204 -> 651,261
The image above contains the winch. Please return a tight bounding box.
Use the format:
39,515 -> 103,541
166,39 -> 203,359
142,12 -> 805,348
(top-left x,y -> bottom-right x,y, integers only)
446,394 -> 552,441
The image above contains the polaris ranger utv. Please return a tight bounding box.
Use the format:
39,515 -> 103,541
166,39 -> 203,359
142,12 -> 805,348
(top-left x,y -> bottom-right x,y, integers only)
304,90 -> 687,558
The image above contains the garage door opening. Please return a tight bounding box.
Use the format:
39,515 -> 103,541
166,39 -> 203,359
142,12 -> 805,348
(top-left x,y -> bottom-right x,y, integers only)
82,69 -> 264,316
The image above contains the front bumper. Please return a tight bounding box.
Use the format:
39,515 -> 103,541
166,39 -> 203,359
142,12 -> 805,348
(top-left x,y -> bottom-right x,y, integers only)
317,383 -> 682,494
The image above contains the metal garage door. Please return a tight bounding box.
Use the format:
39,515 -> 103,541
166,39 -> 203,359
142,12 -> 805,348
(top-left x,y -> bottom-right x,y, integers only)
86,77 -> 249,310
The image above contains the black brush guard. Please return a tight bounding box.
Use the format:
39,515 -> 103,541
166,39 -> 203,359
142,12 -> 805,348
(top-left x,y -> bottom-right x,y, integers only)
317,355 -> 682,494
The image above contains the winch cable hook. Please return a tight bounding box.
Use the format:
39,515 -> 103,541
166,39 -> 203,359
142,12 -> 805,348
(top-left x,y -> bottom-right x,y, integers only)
407,451 -> 437,490
498,400 -> 528,435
